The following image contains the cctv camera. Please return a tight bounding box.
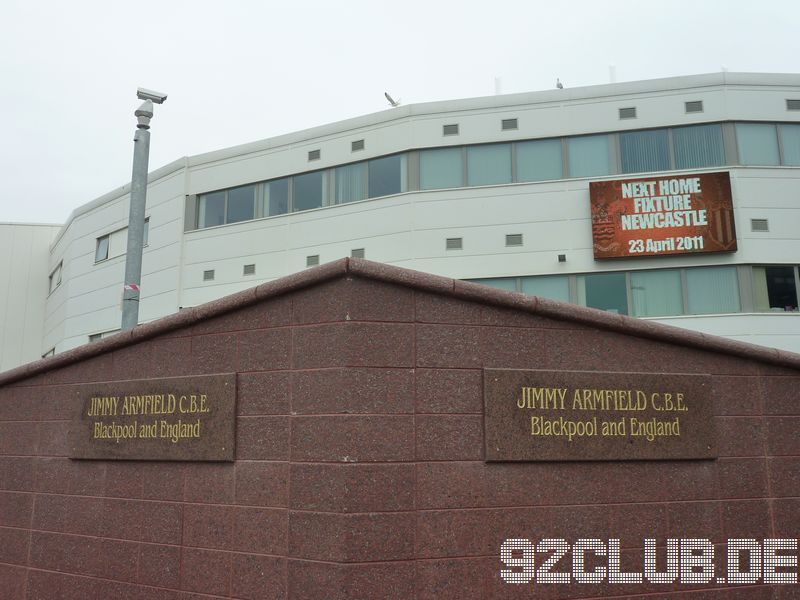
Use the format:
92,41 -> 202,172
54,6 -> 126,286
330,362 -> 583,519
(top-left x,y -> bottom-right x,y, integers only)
137,87 -> 168,104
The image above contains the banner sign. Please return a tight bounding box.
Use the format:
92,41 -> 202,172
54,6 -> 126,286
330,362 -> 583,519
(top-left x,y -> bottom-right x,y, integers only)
590,171 -> 736,259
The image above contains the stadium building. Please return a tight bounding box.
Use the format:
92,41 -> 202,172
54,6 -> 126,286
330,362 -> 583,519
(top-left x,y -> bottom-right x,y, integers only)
2,71 -> 800,372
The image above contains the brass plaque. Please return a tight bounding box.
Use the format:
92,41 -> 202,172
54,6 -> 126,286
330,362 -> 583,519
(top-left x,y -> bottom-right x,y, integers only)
484,369 -> 716,461
69,374 -> 236,461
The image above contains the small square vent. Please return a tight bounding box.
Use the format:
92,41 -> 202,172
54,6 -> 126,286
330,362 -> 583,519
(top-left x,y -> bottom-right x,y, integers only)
787,99 -> 800,111
751,219 -> 769,232
351,139 -> 365,152
308,149 -> 321,161
446,237 -> 463,250
619,107 -> 637,119
685,100 -> 704,113
306,254 -> 320,267
243,263 -> 256,275
203,269 -> 215,281
443,124 -> 459,136
351,248 -> 365,259
501,118 -> 518,131
505,233 -> 523,247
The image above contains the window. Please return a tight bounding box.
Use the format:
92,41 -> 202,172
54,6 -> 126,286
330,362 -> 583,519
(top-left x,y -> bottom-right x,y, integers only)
243,264 -> 256,276
89,329 -> 120,343
197,191 -> 226,228
351,248 -> 365,258
467,144 -> 512,186
619,107 -> 637,119
420,148 -> 463,190
143,218 -> 150,246
578,272 -> 628,315
48,262 -> 62,294
473,277 -> 517,291
779,124 -> 800,166
620,129 -> 670,173
445,237 -> 463,250
335,162 -> 367,204
568,135 -> 611,178
308,149 -> 321,161
501,118 -> 518,130
630,270 -> 683,317
95,235 -> 110,262
787,99 -> 800,111
95,226 -> 137,262
736,123 -> 780,165
368,154 -> 405,198
673,124 -> 725,169
203,269 -> 215,281
306,255 -> 319,267
352,139 -> 365,152
265,178 -> 289,216
443,124 -> 459,136
226,185 -> 256,223
516,138 -> 562,182
753,266 -> 798,312
751,219 -> 769,232
521,275 -> 570,302
293,171 -> 326,212
686,267 -> 740,314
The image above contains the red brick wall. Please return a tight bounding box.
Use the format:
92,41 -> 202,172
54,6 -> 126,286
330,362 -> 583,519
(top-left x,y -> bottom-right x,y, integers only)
1,275 -> 798,599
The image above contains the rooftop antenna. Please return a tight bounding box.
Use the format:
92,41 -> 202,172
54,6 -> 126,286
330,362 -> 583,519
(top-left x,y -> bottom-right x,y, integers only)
384,92 -> 400,107
556,78 -> 564,89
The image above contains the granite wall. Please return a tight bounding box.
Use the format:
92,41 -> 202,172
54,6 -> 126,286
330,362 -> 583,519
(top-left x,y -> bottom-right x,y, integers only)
1,260 -> 799,599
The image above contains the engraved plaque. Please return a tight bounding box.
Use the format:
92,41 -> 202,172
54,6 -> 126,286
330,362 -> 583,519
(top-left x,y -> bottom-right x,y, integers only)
484,369 -> 716,461
69,374 -> 236,461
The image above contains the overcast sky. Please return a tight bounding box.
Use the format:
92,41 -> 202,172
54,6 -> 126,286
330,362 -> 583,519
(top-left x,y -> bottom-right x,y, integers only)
1,0 -> 798,225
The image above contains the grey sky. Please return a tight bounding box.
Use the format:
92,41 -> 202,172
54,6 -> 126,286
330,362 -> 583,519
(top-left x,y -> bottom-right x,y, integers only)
1,0 -> 798,224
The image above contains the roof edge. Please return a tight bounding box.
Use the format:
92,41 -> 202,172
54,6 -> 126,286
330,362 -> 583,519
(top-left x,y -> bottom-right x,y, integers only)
2,258 -> 798,386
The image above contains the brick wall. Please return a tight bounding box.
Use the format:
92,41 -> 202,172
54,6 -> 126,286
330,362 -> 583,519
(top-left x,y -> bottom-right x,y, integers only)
1,269 -> 798,599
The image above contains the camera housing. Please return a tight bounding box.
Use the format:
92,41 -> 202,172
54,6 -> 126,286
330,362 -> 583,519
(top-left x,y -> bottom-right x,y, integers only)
136,87 -> 168,104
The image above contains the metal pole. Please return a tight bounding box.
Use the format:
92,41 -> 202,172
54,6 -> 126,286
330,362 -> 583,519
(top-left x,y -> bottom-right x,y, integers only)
121,101 -> 153,330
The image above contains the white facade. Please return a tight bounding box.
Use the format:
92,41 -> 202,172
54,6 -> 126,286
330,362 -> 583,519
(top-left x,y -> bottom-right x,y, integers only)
4,72 -> 800,371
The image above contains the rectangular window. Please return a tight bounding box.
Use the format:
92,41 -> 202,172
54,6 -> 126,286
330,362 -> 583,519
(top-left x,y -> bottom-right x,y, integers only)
306,255 -> 319,267
673,124 -> 725,169
368,154 -> 406,198
243,264 -> 256,276
351,248 -> 365,258
472,277 -> 518,292
266,178 -> 289,216
198,191 -> 226,228
335,162 -> 367,204
521,275 -> 570,302
516,138 -> 563,182
292,171 -> 325,212
630,270 -> 683,317
420,148 -> 463,190
753,266 -> 798,312
501,118 -> 518,130
619,107 -> 637,119
226,185 -> 256,223
445,237 -> 463,250
686,266 -> 740,314
95,235 -> 110,262
505,233 -> 523,247
352,139 -> 365,152
443,124 -> 459,136
736,123 -> 780,166
467,143 -> 512,186
308,149 -> 321,161
203,269 -> 215,281
578,272 -> 628,315
779,123 -> 800,166
620,129 -> 670,173
567,135 -> 611,178
48,262 -> 62,293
